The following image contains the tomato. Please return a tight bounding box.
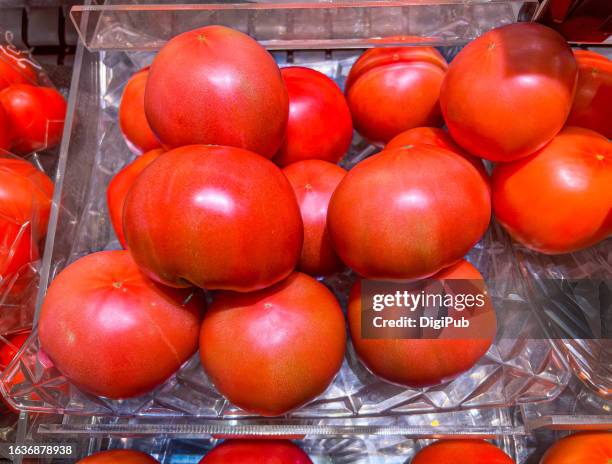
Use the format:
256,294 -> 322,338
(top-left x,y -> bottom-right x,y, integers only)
412,440 -> 514,464
0,47 -> 38,91
327,145 -> 490,280
386,126 -> 489,185
282,160 -> 346,276
77,450 -> 159,463
348,260 -> 495,387
124,145 -> 303,292
0,157 -> 53,286
145,26 -> 288,158
200,440 -> 312,463
566,50 -> 612,138
0,84 -> 66,155
346,47 -> 447,143
107,148 -> 164,248
492,127 -> 611,254
273,67 -> 352,166
0,330 -> 31,412
540,432 -> 612,464
38,250 -> 204,399
440,23 -> 578,162
119,68 -> 161,153
199,272 -> 346,416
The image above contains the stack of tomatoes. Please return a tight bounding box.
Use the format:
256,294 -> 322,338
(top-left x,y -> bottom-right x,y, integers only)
35,22 -> 611,421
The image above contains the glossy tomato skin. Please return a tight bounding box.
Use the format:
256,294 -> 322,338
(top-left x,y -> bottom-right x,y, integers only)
282,160 -> 346,276
200,440 -> 312,464
0,84 -> 66,155
38,250 -> 204,399
327,145 -> 491,280
124,145 -> 303,292
107,148 -> 164,248
145,25 -> 288,158
348,260 -> 495,387
440,23 -> 578,162
200,272 -> 346,416
119,68 -> 161,153
273,67 -> 353,166
77,450 -> 159,464
492,127 -> 611,254
347,47 -> 447,143
566,50 -> 612,138
540,432 -> 612,464
412,440 -> 514,464
0,47 -> 38,91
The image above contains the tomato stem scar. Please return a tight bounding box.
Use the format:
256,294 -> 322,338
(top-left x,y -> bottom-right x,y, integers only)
596,154 -> 605,161
112,281 -> 123,289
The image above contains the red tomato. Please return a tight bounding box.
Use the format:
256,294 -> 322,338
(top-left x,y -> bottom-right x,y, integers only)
77,450 -> 159,464
540,432 -> 612,464
0,157 -> 53,284
145,26 -> 288,158
348,260 -> 495,387
119,68 -> 162,153
273,67 -> 352,166
38,250 -> 204,399
0,84 -> 66,155
327,145 -> 491,280
0,47 -> 38,91
566,50 -> 612,138
200,272 -> 346,416
282,160 -> 346,276
492,127 -> 611,254
346,47 -> 447,143
412,440 -> 514,464
440,23 -> 578,162
107,148 -> 164,248
200,440 -> 312,463
124,145 -> 303,292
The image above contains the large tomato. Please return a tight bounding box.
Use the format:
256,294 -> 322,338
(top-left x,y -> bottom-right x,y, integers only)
540,432 -> 612,464
412,440 -> 514,464
348,260 -> 495,387
346,46 -> 447,143
492,127 -> 611,254
119,68 -> 161,153
107,148 -> 164,248
282,160 -> 346,276
440,23 -> 578,162
38,250 -> 204,399
77,450 -> 159,463
327,145 -> 491,280
566,50 -> 612,138
0,47 -> 38,91
200,272 -> 346,416
0,84 -> 66,155
200,440 -> 312,463
124,145 -> 303,292
145,25 -> 288,158
273,67 -> 352,166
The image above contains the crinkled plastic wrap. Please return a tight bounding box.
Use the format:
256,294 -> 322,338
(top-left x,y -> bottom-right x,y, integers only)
0,47 -> 569,420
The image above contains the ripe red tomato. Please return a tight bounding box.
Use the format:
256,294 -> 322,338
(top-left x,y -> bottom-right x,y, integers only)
346,47 -> 447,143
440,23 -> 578,162
412,440 -> 514,464
38,250 -> 204,399
119,68 -> 161,153
200,272 -> 346,416
0,47 -> 38,91
327,145 -> 490,280
566,50 -> 612,138
0,84 -> 66,155
540,432 -> 612,464
145,25 -> 288,158
107,148 -> 164,248
348,260 -> 495,387
200,440 -> 312,463
0,105 -> 11,151
492,127 -> 611,254
273,67 -> 352,166
282,160 -> 346,276
124,145 -> 303,292
77,450 -> 159,464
